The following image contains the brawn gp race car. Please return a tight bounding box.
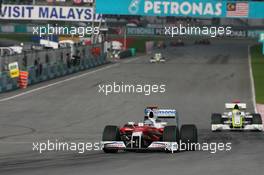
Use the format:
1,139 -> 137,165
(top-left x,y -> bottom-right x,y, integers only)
102,106 -> 198,153
150,53 -> 165,63
211,102 -> 263,132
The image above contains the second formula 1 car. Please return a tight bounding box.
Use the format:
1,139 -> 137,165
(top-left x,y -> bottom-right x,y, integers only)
211,102 -> 263,132
150,53 -> 165,63
102,106 -> 198,153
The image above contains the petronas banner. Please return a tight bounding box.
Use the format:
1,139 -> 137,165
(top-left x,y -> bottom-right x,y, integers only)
96,0 -> 264,19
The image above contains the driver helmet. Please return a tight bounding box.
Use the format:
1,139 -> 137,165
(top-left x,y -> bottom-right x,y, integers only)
232,109 -> 241,116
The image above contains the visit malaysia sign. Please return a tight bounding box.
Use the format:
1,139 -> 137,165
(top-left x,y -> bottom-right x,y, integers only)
0,5 -> 104,22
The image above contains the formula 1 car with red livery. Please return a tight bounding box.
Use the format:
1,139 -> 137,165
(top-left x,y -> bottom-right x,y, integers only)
102,106 -> 198,153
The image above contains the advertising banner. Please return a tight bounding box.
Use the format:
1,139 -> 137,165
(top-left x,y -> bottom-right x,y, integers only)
1,5 -> 104,22
8,62 -> 20,78
127,27 -> 155,35
127,27 -> 166,36
96,0 -> 264,19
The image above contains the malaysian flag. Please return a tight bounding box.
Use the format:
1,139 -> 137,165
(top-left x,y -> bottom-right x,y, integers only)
227,2 -> 249,17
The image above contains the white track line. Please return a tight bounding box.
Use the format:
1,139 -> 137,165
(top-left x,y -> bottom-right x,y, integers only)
0,64 -> 118,102
0,141 -> 32,144
248,46 -> 257,113
0,56 -> 145,103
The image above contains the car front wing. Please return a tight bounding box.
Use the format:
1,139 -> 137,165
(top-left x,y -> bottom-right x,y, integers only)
211,124 -> 263,131
102,141 -> 178,152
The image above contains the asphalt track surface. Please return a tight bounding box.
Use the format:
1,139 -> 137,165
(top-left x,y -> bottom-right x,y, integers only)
0,39 -> 263,175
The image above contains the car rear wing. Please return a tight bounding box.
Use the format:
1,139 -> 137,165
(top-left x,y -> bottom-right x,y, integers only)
145,108 -> 179,126
145,108 -> 177,117
225,103 -> 247,109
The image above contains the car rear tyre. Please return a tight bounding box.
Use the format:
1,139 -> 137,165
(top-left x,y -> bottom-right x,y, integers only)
252,114 -> 262,124
102,125 -> 120,153
180,124 -> 198,151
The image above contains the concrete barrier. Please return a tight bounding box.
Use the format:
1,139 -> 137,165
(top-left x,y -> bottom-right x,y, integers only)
0,54 -> 107,93
0,72 -> 19,92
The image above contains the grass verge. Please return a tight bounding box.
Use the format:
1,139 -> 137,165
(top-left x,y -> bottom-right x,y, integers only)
251,45 -> 264,104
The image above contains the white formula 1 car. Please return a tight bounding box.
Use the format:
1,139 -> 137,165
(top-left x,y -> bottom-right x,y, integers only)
150,53 -> 165,63
211,103 -> 263,132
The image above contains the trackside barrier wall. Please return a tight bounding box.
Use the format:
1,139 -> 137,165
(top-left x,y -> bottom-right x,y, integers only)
0,54 -> 107,93
119,50 -> 133,59
0,44 -> 103,72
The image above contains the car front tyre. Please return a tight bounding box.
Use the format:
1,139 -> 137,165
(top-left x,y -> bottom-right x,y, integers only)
252,114 -> 262,124
102,125 -> 120,153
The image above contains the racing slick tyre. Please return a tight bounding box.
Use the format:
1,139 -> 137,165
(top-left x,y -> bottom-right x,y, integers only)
180,125 -> 198,151
102,125 -> 120,153
162,126 -> 180,142
211,113 -> 222,132
211,113 -> 222,124
163,126 -> 180,153
252,114 -> 262,124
